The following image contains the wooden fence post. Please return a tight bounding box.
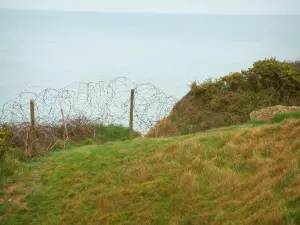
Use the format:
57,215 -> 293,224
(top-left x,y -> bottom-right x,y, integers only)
30,99 -> 36,156
129,89 -> 135,140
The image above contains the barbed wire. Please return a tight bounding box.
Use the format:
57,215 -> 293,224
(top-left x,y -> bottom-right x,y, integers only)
0,77 -> 177,136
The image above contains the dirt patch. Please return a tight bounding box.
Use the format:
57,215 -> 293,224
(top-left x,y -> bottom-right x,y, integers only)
0,196 -> 4,204
4,183 -> 28,209
5,183 -> 24,195
9,195 -> 27,208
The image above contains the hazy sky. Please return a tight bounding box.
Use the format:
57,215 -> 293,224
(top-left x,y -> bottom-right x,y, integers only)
1,0 -> 300,15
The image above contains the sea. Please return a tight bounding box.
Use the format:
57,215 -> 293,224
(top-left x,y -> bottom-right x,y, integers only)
0,9 -> 300,107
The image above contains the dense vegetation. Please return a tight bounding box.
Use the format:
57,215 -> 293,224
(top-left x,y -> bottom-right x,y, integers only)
0,118 -> 300,224
0,125 -> 12,162
147,58 -> 300,137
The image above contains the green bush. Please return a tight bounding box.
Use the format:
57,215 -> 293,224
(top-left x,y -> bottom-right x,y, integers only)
0,125 -> 12,161
243,57 -> 300,96
168,58 -> 300,135
0,148 -> 25,185
0,154 -> 22,178
190,57 -> 300,97
0,125 -> 25,184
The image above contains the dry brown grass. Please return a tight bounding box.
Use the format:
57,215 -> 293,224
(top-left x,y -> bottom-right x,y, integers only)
6,120 -> 97,156
169,216 -> 180,225
174,170 -> 198,195
126,165 -> 154,183
148,120 -> 300,223
158,120 -> 300,224
2,183 -> 28,209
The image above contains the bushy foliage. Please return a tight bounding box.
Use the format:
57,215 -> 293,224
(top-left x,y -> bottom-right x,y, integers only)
157,58 -> 300,136
0,125 -> 12,161
0,126 -> 25,183
242,58 -> 300,96
191,57 -> 300,96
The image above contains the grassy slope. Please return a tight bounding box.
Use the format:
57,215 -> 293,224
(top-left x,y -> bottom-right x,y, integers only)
1,120 -> 300,224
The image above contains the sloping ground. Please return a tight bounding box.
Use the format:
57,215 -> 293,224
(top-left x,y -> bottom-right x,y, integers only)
1,120 -> 300,224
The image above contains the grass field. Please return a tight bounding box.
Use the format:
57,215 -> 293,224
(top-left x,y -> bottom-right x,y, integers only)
1,119 -> 300,224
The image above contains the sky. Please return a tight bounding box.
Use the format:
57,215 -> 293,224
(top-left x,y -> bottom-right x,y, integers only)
0,0 -> 300,15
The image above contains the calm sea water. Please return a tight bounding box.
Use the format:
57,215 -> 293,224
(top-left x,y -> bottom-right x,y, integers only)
0,9 -> 300,107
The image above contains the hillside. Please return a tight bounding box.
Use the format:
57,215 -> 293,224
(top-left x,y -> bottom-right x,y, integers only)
1,119 -> 300,224
147,58 -> 300,137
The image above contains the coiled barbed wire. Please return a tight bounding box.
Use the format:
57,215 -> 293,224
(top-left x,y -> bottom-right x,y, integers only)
0,77 -> 177,136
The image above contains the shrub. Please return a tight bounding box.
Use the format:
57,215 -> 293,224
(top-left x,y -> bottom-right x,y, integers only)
221,72 -> 247,91
190,58 -> 300,97
0,153 -> 23,178
154,58 -> 300,137
189,77 -> 224,96
0,125 -> 12,161
243,57 -> 300,96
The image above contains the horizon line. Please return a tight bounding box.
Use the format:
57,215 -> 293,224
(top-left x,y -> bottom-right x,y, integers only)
0,7 -> 299,16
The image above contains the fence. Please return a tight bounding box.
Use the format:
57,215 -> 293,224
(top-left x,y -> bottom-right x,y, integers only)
0,77 -> 177,156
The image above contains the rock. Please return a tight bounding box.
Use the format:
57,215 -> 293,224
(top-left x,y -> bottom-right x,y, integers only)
250,105 -> 300,122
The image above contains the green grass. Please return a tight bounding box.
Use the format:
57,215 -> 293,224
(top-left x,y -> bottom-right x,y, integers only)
245,110 -> 300,127
272,110 -> 300,123
96,124 -> 141,142
247,119 -> 265,125
0,119 -> 300,224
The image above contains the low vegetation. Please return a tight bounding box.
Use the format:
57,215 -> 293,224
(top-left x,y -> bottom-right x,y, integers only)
0,119 -> 300,224
1,122 -> 140,158
0,125 -> 12,161
148,58 -> 300,137
273,110 -> 300,123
